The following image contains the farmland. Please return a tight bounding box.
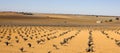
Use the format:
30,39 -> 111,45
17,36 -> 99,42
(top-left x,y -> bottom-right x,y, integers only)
0,12 -> 120,53
0,25 -> 120,53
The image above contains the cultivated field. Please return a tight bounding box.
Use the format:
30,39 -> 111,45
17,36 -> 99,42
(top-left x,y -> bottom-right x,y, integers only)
0,12 -> 120,53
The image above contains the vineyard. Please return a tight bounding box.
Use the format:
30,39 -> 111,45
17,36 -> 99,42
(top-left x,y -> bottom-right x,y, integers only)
0,25 -> 120,53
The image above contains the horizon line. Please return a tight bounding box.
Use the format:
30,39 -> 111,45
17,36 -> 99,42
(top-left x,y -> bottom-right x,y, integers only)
0,11 -> 120,17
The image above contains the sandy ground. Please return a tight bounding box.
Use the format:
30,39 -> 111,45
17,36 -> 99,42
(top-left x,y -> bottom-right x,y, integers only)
0,12 -> 119,25
0,26 -> 120,53
0,12 -> 120,53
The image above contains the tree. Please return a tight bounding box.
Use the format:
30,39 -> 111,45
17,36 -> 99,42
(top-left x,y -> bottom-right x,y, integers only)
96,16 -> 98,17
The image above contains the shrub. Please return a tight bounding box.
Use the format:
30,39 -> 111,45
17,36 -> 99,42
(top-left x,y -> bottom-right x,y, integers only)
109,19 -> 112,22
115,17 -> 119,20
105,20 -> 108,22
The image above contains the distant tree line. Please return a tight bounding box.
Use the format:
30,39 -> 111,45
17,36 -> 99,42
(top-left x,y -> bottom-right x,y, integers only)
17,12 -> 33,15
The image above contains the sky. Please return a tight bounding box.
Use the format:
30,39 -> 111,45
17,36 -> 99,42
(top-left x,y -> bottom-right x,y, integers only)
0,0 -> 120,16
